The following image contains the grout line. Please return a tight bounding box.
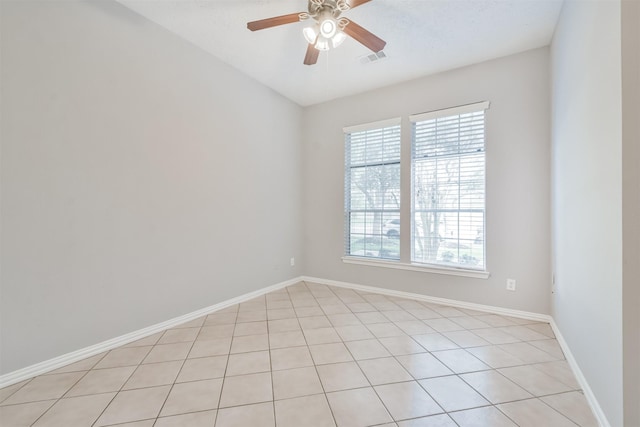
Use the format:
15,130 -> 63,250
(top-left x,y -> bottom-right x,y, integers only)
293,282 -> 340,427
493,396 -> 580,427
87,347 -> 151,427
153,322 -> 205,424
100,329 -> 193,426
314,281 -> 413,425
266,297 -> 277,427
211,305 -> 239,426
0,378 -> 33,406
30,350 -> 131,426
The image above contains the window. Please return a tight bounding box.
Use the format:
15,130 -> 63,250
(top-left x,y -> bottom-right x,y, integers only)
343,102 -> 489,275
344,118 -> 401,260
411,102 -> 489,270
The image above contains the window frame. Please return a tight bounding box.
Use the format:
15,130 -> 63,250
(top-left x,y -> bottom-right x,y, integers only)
342,103 -> 491,279
343,117 -> 402,262
410,101 -> 490,272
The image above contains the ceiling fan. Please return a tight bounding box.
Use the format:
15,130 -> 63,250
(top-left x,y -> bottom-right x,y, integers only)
247,0 -> 386,66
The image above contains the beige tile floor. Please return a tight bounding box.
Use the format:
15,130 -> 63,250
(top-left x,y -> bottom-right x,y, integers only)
0,282 -> 599,427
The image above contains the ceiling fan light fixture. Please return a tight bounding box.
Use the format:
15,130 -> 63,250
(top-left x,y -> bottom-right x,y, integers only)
314,36 -> 331,51
246,0 -> 385,66
319,17 -> 337,38
331,30 -> 347,48
303,25 -> 319,44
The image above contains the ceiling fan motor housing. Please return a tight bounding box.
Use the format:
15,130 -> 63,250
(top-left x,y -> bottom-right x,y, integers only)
308,0 -> 347,19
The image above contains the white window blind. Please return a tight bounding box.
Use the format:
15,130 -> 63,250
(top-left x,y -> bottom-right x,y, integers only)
345,119 -> 401,260
411,102 -> 489,270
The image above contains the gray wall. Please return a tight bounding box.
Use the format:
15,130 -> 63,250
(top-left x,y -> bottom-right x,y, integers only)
0,1 -> 303,374
301,48 -> 551,315
550,1 -> 623,425
622,0 -> 640,425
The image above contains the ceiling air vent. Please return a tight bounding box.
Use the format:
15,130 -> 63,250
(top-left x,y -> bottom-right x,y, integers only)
359,51 -> 387,64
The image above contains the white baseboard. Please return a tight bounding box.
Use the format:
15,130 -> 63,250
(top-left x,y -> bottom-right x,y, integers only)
0,276 -> 300,389
0,273 -> 609,427
549,319 -> 610,427
301,275 -> 551,323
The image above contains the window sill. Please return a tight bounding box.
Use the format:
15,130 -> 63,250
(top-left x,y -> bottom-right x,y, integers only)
341,256 -> 491,279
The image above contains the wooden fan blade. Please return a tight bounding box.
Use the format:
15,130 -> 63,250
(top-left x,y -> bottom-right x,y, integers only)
247,13 -> 302,31
304,43 -> 320,65
347,0 -> 372,9
342,19 -> 386,53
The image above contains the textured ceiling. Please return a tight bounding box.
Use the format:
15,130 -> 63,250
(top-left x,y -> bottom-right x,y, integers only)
117,0 -> 563,106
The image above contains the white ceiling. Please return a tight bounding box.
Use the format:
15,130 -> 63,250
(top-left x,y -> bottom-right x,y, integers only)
117,0 -> 563,106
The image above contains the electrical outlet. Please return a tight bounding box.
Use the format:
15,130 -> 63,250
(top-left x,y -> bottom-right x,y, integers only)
290,257 -> 295,267
506,279 -> 516,291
